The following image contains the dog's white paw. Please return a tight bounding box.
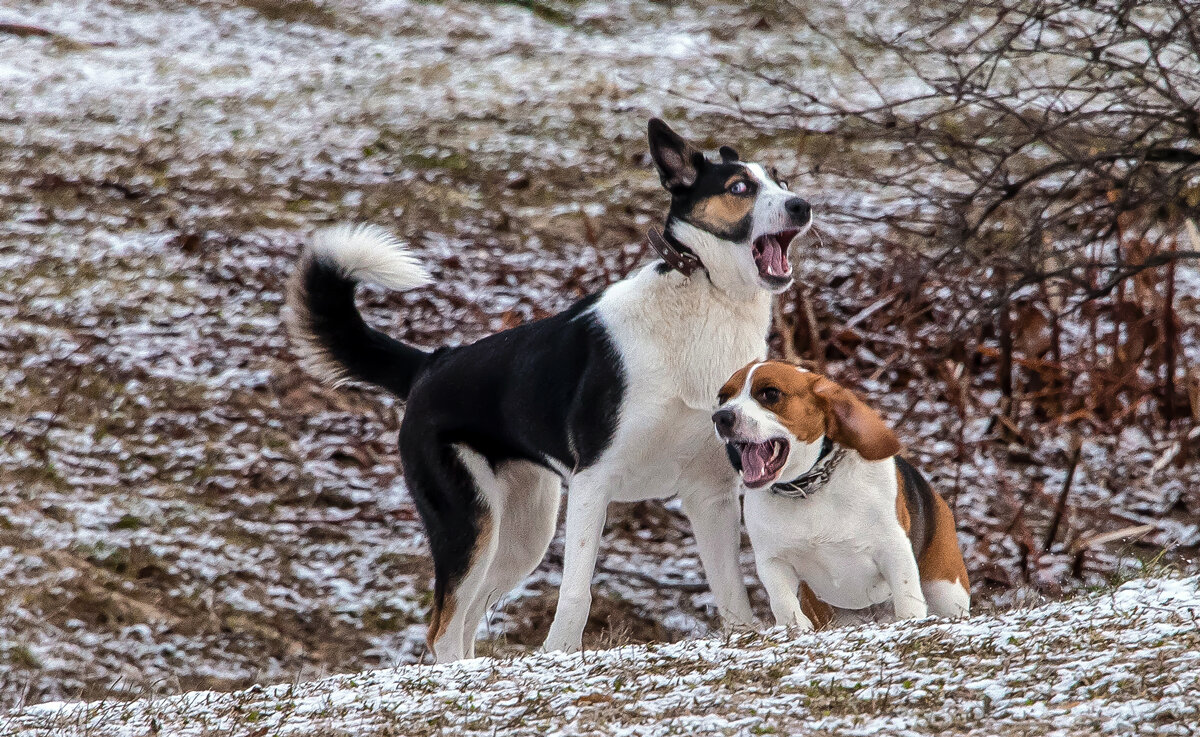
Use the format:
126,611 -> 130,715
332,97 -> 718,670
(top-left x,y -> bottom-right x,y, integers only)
893,598 -> 929,621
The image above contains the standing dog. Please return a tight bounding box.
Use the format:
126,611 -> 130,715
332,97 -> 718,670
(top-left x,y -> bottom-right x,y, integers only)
713,361 -> 970,629
285,120 -> 813,661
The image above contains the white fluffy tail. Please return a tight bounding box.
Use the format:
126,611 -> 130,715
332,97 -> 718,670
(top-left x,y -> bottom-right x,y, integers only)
310,223 -> 432,292
284,223 -> 433,395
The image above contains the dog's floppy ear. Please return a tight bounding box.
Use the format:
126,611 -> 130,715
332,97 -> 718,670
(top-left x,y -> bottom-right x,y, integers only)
648,118 -> 703,191
719,145 -> 739,163
813,378 -> 900,461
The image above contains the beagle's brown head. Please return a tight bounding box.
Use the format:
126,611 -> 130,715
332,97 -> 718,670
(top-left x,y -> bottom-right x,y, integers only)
647,118 -> 813,296
712,361 -> 900,488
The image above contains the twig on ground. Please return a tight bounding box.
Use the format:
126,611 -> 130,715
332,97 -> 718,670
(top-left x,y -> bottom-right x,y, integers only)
0,22 -> 115,47
594,564 -> 711,593
1044,436 -> 1083,553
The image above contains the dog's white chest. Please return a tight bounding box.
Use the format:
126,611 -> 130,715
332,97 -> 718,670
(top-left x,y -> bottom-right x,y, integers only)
583,265 -> 771,502
595,265 -> 772,409
601,401 -> 735,502
744,485 -> 896,610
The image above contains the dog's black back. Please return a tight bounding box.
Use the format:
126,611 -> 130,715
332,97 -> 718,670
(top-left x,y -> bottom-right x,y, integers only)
401,292 -> 625,472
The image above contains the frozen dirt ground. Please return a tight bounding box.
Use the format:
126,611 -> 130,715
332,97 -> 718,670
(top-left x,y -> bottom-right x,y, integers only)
2,0 -> 1198,711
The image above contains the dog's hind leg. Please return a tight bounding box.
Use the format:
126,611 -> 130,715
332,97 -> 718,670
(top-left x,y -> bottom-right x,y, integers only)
403,435 -> 501,664
922,578 -> 970,618
918,492 -> 970,618
457,461 -> 561,658
422,445 -> 509,663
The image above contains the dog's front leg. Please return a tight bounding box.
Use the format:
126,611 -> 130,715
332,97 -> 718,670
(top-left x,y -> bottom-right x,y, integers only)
543,483 -> 609,653
680,487 -> 755,627
755,555 -> 811,629
876,537 -> 928,620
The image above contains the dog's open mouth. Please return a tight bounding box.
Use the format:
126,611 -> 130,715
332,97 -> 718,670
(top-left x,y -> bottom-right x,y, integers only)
733,438 -> 789,488
752,229 -> 799,283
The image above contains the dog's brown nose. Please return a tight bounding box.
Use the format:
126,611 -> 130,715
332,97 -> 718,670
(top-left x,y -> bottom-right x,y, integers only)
712,408 -> 736,436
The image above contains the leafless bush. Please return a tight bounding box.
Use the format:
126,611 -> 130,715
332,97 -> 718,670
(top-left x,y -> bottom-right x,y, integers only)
734,0 -> 1200,432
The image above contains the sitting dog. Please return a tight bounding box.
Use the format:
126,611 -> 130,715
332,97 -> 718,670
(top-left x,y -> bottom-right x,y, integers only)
285,119 -> 813,661
712,360 -> 970,629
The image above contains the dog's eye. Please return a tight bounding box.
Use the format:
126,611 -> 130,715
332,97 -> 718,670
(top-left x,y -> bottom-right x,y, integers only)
729,181 -> 750,195
757,387 -> 781,404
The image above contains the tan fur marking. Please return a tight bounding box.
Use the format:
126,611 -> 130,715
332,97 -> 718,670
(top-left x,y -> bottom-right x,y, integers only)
724,173 -> 748,188
799,581 -> 834,630
811,377 -> 901,461
732,363 -> 901,458
745,362 -> 827,443
692,192 -> 755,234
917,492 -> 970,591
895,467 -> 911,534
425,594 -> 455,656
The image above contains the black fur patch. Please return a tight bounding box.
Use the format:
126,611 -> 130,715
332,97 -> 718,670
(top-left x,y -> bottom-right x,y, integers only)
398,293 -> 625,588
401,293 -> 624,473
649,118 -> 756,244
897,456 -> 937,559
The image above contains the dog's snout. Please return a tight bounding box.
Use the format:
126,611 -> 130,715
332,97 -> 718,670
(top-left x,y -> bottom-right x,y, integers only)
712,408 -> 737,436
785,197 -> 811,224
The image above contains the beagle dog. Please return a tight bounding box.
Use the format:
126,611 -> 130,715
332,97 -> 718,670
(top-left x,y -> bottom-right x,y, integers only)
712,360 -> 970,629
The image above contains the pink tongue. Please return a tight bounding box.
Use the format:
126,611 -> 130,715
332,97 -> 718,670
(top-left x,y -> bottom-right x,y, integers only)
740,443 -> 774,485
764,238 -> 787,276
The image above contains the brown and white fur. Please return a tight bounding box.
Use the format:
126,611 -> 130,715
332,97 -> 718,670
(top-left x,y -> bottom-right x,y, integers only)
713,361 -> 970,629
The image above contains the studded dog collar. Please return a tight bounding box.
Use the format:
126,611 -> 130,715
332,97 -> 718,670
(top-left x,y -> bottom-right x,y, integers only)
770,436 -> 847,499
647,227 -> 704,277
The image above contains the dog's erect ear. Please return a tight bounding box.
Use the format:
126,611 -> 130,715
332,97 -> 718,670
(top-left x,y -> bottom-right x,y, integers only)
813,378 -> 901,461
648,118 -> 703,191
719,145 -> 739,163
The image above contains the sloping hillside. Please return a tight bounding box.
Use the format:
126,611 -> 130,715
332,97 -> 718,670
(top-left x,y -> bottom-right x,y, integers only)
8,576 -> 1198,736
3,0 -> 1198,710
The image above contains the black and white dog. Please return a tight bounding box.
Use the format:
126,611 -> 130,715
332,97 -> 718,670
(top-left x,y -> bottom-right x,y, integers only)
285,119 -> 812,662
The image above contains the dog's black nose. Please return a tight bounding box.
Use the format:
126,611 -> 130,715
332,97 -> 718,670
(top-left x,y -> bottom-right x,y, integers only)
785,197 -> 811,223
712,409 -> 736,436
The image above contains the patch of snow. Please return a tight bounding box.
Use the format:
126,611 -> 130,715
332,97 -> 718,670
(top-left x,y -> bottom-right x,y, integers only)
7,576 -> 1198,736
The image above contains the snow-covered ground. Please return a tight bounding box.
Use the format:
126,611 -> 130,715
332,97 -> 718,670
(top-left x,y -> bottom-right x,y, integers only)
2,0 -> 1197,712
7,576 -> 1198,736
